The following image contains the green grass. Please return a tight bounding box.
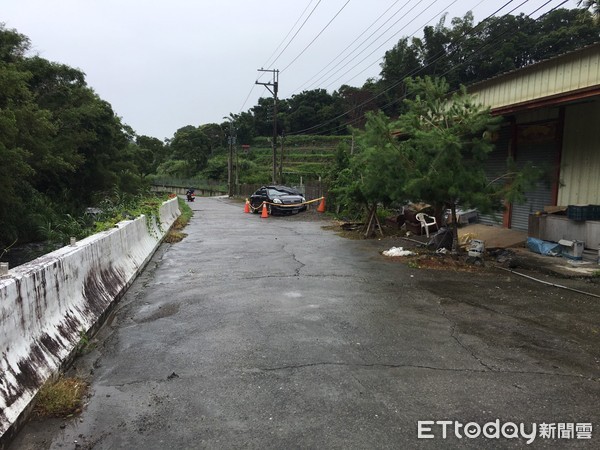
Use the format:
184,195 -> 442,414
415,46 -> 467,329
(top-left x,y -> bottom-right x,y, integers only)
164,198 -> 193,243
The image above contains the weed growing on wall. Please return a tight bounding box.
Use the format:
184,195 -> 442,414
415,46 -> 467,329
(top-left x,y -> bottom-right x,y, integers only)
33,376 -> 89,418
164,197 -> 193,243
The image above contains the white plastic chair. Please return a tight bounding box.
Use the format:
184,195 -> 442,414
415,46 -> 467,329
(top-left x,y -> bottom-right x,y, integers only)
415,213 -> 437,238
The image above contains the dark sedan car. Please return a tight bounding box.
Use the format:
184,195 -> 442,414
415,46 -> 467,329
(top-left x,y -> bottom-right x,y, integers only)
249,185 -> 307,215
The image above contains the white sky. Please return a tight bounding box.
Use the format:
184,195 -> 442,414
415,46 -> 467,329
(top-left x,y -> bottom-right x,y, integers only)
2,0 -> 578,140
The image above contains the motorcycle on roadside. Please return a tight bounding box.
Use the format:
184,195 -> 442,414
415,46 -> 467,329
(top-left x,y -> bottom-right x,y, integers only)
186,188 -> 195,202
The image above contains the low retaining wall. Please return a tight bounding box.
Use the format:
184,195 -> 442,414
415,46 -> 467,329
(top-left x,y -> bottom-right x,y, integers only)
151,184 -> 227,197
0,197 -> 180,440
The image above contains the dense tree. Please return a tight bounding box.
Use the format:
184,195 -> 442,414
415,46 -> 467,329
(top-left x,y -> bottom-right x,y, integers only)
136,135 -> 167,172
286,89 -> 342,133
578,0 -> 600,23
200,123 -> 225,153
378,9 -> 599,94
0,23 -> 148,248
394,77 -> 502,250
227,111 -> 255,145
164,126 -> 212,177
330,111 -> 411,233
530,8 -> 599,60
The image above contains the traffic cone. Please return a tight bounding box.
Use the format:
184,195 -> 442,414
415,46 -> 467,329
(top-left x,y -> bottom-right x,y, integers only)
261,202 -> 269,218
244,199 -> 250,213
317,197 -> 326,213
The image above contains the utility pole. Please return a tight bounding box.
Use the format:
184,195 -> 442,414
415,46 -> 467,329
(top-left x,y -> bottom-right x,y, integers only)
279,130 -> 285,184
223,116 -> 235,197
256,68 -> 278,184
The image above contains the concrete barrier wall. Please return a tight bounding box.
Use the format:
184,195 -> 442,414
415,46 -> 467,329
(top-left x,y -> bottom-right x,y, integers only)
0,197 -> 180,439
150,184 -> 227,197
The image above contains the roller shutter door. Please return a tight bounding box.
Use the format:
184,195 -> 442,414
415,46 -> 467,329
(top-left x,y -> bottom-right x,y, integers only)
510,142 -> 557,231
478,126 -> 511,226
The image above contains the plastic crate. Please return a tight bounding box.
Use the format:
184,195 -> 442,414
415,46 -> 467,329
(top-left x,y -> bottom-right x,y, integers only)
567,205 -> 589,221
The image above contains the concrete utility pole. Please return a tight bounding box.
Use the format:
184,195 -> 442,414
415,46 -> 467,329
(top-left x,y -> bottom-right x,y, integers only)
279,130 -> 285,184
256,69 -> 279,184
223,116 -> 235,197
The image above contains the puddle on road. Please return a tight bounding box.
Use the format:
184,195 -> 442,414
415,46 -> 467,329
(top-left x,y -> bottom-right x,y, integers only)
136,303 -> 181,323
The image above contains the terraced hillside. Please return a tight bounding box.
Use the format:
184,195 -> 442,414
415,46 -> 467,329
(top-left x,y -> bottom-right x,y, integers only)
245,135 -> 351,185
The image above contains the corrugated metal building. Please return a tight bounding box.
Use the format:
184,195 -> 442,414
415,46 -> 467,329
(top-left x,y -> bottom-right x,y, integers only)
469,43 -> 600,233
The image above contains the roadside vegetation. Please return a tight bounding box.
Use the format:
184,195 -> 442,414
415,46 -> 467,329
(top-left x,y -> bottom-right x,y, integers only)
327,77 -> 541,251
33,376 -> 88,418
164,197 -> 193,243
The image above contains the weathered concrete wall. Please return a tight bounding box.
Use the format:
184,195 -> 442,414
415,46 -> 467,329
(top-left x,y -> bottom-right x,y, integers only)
0,198 -> 180,439
150,184 -> 227,197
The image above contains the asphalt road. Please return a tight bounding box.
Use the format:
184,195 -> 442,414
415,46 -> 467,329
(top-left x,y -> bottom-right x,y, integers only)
10,197 -> 600,449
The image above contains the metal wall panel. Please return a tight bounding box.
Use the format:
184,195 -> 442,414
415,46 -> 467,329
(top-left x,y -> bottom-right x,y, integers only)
470,44 -> 600,110
558,100 -> 600,205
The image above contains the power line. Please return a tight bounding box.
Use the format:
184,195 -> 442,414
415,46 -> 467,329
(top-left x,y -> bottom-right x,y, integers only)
269,0 -> 323,69
262,0 -> 316,69
240,1 -> 317,113
287,0 -> 566,136
297,0 -> 525,134
281,0 -> 352,73
323,0 -> 458,90
291,0 -> 415,94
308,0 -> 533,135
337,0 -> 488,88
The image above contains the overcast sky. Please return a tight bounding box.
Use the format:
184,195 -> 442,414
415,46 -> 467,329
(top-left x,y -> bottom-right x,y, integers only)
2,0 -> 577,140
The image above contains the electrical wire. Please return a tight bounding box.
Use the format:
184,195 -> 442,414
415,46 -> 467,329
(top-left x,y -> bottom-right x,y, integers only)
269,0 -> 323,69
290,0 -> 406,93
281,0 -> 352,73
313,0 -> 568,136
240,1 -> 318,112
323,0 -> 459,90
239,84 -> 258,114
310,0 -> 544,135
375,0 -> 566,110
285,0 -> 545,136
262,0 -> 316,70
338,0 -> 489,88
298,0 -> 428,93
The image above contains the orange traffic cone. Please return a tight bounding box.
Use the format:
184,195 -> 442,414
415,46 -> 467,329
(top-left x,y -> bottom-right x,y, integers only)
261,202 -> 269,218
244,199 -> 250,213
317,197 -> 326,213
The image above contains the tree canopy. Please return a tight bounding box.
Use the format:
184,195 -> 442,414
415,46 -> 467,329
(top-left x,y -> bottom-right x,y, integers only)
331,76 -> 540,250
0,24 -> 153,247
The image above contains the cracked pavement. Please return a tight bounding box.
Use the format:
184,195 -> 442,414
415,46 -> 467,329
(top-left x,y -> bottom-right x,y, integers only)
10,197 -> 600,449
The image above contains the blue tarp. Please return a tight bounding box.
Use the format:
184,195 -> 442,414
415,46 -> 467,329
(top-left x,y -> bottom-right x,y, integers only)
527,237 -> 560,256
